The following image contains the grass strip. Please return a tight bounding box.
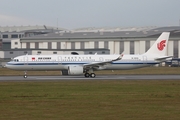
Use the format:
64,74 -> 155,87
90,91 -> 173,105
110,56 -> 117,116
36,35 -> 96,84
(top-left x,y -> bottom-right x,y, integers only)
0,80 -> 180,120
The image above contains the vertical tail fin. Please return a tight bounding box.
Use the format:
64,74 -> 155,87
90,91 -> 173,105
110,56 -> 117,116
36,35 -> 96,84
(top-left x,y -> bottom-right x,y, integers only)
144,32 -> 170,56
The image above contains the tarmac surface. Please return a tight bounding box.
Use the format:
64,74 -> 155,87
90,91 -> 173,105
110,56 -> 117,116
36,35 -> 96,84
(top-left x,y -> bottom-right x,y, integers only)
0,75 -> 180,81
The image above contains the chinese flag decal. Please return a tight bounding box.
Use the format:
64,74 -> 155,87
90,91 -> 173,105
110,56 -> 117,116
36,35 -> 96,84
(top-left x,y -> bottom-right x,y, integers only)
32,57 -> 35,60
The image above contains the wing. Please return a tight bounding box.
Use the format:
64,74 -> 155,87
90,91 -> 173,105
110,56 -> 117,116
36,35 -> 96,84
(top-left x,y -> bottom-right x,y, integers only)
83,54 -> 123,69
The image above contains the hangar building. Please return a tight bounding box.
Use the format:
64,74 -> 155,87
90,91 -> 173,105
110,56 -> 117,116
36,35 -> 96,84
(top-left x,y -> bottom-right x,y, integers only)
1,26 -> 180,61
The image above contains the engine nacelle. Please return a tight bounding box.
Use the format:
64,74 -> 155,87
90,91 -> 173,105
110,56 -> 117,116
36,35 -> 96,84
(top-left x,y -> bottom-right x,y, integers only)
68,65 -> 84,75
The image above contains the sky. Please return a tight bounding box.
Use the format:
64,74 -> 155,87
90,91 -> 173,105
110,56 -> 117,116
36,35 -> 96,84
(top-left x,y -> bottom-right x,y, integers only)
0,0 -> 179,29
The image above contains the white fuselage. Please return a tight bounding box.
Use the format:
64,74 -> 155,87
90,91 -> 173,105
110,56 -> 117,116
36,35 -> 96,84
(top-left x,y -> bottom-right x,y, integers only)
6,54 -> 159,71
5,32 -> 170,78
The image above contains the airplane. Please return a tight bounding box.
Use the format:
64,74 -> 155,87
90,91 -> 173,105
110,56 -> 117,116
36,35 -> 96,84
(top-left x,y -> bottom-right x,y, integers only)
6,32 -> 171,78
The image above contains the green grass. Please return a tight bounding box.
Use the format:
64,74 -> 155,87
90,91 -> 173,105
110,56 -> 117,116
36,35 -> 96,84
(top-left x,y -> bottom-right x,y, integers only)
0,80 -> 180,120
0,67 -> 180,119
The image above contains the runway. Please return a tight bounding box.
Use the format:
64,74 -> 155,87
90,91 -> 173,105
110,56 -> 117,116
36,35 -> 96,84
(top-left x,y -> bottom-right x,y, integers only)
0,75 -> 180,81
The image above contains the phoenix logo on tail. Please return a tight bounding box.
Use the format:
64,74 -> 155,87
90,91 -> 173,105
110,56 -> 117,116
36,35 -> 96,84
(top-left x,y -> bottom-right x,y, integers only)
157,40 -> 166,51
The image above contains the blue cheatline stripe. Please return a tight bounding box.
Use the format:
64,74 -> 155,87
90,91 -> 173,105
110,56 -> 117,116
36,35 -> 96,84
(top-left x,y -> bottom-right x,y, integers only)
6,61 -> 159,66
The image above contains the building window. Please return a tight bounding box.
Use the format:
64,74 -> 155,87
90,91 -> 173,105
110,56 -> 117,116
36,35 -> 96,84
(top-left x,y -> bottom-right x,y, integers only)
11,34 -> 18,38
0,39 -> 2,49
120,41 -> 124,53
3,35 -> 8,38
53,52 -> 57,54
24,51 -> 28,54
10,51 -> 13,54
174,41 -> 178,58
2,43 -> 11,49
130,41 -> 134,54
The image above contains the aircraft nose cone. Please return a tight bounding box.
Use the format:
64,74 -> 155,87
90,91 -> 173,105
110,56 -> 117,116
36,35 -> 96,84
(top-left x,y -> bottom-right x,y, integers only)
5,62 -> 17,70
5,62 -> 11,69
5,63 -> 8,68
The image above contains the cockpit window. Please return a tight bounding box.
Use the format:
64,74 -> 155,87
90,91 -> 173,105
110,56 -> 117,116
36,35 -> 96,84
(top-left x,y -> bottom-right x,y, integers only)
13,59 -> 19,62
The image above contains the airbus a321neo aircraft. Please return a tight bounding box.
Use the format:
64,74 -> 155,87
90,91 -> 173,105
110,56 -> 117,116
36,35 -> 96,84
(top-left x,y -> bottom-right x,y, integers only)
6,32 -> 171,78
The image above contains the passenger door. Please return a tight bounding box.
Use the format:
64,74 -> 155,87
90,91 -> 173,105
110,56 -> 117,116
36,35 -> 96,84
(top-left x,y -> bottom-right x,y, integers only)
58,56 -> 62,65
23,56 -> 28,65
142,56 -> 147,64
99,57 -> 104,62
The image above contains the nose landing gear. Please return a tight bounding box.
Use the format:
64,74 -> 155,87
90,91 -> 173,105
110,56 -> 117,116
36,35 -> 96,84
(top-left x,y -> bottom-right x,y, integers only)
23,71 -> 28,78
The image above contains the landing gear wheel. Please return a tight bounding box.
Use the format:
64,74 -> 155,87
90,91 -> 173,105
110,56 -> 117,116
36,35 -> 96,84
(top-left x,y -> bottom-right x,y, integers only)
84,73 -> 90,77
90,73 -> 96,78
24,75 -> 28,78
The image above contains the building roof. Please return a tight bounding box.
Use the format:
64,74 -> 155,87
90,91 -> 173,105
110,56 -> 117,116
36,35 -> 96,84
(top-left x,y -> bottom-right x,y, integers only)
2,48 -> 109,51
73,26 -> 158,32
0,25 -> 66,32
21,26 -> 180,40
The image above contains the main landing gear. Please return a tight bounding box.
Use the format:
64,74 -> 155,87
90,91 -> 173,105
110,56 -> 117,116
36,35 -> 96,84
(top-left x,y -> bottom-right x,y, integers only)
84,73 -> 96,78
84,69 -> 96,78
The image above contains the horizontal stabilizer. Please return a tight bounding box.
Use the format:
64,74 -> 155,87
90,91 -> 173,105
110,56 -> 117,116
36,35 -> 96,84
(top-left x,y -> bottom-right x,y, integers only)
155,56 -> 172,61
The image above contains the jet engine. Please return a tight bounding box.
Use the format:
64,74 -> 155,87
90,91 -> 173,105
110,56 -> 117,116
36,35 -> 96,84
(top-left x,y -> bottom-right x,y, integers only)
68,65 -> 84,75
